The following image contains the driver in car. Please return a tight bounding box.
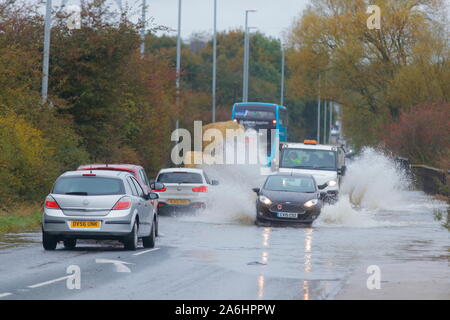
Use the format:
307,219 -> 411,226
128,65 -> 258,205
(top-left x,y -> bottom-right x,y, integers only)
288,152 -> 302,166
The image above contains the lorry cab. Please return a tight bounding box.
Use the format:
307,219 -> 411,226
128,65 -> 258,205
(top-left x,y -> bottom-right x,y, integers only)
272,140 -> 346,200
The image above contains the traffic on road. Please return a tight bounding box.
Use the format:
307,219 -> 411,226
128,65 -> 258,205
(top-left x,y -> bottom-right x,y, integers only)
0,0 -> 448,308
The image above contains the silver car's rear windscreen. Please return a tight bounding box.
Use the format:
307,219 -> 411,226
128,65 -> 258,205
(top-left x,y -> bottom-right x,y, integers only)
157,172 -> 203,184
53,176 -> 125,196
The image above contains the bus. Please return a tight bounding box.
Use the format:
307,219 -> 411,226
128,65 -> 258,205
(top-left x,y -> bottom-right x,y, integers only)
231,102 -> 288,166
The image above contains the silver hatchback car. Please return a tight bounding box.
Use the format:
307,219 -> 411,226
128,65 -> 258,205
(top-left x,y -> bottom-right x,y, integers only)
154,168 -> 219,213
42,170 -> 160,250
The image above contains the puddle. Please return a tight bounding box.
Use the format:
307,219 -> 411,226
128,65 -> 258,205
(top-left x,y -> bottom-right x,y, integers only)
0,233 -> 39,250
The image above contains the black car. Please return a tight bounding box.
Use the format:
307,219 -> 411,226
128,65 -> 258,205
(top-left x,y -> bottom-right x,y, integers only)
252,173 -> 326,226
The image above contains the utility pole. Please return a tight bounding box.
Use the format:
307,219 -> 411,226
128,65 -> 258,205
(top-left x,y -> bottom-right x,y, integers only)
176,0 -> 182,93
280,47 -> 285,106
329,100 -> 333,139
212,0 -> 217,122
316,73 -> 321,143
323,100 -> 327,144
140,0 -> 147,56
242,10 -> 256,102
41,0 -> 52,104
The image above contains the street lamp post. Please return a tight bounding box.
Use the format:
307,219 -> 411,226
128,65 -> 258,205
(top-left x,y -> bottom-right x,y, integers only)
176,0 -> 182,92
329,101 -> 333,139
212,0 -> 217,122
323,100 -> 327,144
317,73 -> 321,143
280,46 -> 285,106
242,9 -> 256,103
140,0 -> 147,56
41,0 -> 52,104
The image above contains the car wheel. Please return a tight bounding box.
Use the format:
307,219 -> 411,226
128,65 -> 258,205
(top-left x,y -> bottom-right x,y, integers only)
124,221 -> 139,251
142,219 -> 156,248
42,230 -> 57,251
63,239 -> 77,249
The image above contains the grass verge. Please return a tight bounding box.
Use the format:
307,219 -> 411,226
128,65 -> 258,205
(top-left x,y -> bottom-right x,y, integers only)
0,204 -> 42,235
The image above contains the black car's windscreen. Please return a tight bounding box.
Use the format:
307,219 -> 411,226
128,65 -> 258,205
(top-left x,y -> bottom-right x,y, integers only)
264,176 -> 316,193
53,177 -> 125,195
280,148 -> 337,171
157,172 -> 203,184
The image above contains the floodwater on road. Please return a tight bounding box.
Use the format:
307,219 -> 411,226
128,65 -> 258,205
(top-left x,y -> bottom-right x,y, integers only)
153,148 -> 449,299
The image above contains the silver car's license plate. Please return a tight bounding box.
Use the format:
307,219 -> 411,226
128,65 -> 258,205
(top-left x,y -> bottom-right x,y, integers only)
277,212 -> 298,218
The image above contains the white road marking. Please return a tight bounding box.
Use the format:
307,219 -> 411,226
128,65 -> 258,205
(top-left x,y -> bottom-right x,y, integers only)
133,248 -> 160,256
95,258 -> 134,273
28,275 -> 70,289
0,292 -> 12,298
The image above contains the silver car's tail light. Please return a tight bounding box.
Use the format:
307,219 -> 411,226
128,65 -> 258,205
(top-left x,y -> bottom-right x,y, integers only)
192,186 -> 208,192
45,196 -> 60,209
112,197 -> 132,210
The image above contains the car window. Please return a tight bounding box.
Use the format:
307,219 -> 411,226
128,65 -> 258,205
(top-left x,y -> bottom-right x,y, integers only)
127,177 -> 139,196
264,176 -> 316,193
131,177 -> 144,197
53,177 -> 125,195
140,169 -> 150,186
280,148 -> 337,170
157,172 -> 203,184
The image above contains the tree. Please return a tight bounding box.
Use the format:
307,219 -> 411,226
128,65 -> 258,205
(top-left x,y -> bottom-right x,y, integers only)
287,0 -> 449,148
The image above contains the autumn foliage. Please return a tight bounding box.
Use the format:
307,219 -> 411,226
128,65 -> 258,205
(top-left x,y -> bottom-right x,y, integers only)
382,102 -> 450,168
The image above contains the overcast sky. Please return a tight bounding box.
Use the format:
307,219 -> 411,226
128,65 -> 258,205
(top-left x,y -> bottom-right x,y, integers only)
146,0 -> 309,40
48,0 -> 309,40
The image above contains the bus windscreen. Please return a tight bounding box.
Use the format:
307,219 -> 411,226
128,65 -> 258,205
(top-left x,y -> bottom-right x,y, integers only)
234,105 -> 276,121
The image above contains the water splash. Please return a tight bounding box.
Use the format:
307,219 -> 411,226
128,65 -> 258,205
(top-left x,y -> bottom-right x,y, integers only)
317,147 -> 412,227
341,148 -> 411,210
186,146 -> 417,228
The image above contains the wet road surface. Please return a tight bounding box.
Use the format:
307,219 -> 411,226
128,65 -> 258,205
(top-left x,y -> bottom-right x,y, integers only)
0,191 -> 448,300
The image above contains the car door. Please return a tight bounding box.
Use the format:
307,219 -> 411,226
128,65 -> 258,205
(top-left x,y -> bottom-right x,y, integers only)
130,177 -> 152,236
126,176 -> 141,220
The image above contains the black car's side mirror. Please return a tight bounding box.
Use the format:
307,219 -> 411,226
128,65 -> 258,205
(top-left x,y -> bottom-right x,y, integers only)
338,166 -> 347,176
252,188 -> 260,194
151,182 -> 165,191
211,180 -> 219,186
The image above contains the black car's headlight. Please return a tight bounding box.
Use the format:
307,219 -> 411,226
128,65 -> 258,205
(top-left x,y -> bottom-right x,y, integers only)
327,180 -> 337,187
304,199 -> 319,208
258,195 -> 272,206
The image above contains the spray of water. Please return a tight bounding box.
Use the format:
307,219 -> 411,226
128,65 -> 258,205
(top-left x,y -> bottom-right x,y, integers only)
187,137 -> 415,228
317,147 -> 412,227
185,130 -> 268,225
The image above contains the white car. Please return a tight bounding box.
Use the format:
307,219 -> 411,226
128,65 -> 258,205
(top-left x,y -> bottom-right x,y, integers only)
152,168 -> 219,213
273,140 -> 347,201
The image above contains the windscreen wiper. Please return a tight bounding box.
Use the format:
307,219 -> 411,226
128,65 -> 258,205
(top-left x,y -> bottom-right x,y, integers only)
65,192 -> 88,195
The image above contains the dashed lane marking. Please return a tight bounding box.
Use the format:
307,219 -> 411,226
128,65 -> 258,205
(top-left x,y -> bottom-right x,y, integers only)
133,248 -> 160,256
28,275 -> 70,289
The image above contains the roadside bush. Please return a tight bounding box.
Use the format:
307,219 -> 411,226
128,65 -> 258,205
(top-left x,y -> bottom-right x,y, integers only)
0,114 -> 58,207
382,102 -> 450,168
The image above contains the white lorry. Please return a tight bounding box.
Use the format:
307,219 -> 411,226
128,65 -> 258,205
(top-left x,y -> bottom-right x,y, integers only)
271,140 -> 347,201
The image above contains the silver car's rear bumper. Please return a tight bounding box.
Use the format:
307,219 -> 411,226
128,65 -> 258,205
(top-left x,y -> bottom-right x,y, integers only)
42,208 -> 135,237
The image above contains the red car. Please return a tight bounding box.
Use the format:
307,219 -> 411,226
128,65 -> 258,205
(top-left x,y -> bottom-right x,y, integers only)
77,164 -> 153,193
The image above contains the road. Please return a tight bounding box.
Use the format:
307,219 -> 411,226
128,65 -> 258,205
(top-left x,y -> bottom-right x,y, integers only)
0,190 -> 448,300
